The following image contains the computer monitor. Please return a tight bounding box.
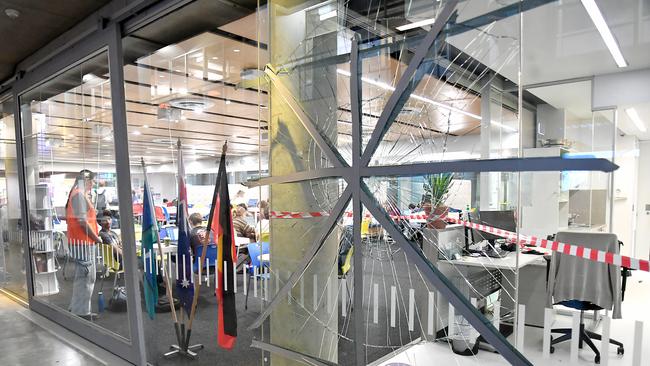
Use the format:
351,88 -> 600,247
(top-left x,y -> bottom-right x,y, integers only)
247,198 -> 259,208
471,210 -> 516,243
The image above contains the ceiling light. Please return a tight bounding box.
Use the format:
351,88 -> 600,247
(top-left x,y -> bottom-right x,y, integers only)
143,124 -> 149,128
82,74 -> 96,82
625,108 -> 646,132
233,49 -> 240,53
319,10 -> 337,21
211,57 -> 218,60
396,17 -> 436,32
336,68 -> 481,120
4,8 -> 20,19
225,100 -> 231,105
132,130 -> 141,135
580,0 -> 627,68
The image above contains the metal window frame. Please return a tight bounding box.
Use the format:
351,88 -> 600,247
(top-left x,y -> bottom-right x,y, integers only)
9,21 -> 148,366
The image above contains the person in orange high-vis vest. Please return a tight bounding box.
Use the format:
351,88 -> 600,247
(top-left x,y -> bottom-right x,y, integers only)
66,169 -> 102,320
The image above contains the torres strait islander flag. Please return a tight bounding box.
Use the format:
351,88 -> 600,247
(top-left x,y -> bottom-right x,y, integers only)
208,144 -> 237,349
175,143 -> 194,316
141,168 -> 159,320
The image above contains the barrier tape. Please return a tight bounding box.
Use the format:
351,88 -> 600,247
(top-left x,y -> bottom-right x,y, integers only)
271,211 -> 429,220
269,210 -> 650,272
446,217 -> 650,273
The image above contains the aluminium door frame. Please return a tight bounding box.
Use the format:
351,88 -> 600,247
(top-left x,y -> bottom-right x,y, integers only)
10,21 -> 147,366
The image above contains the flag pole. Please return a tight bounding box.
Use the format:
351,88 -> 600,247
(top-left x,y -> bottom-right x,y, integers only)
185,141 -> 227,348
141,158 -> 183,355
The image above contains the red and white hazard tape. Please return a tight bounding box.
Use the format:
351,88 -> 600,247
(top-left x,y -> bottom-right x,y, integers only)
269,210 -> 650,272
270,211 -> 429,220
447,218 -> 650,272
270,211 -> 330,219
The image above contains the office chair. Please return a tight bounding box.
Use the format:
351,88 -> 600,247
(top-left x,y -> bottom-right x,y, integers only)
245,242 -> 270,310
548,231 -> 624,364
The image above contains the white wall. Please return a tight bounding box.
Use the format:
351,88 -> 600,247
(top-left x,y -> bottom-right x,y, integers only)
613,135 -> 639,255
634,141 -> 650,260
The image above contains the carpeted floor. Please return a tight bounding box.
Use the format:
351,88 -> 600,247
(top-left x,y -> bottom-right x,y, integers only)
29,239 -> 430,366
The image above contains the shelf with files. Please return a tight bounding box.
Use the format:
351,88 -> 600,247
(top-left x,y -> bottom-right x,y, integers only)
28,183 -> 59,296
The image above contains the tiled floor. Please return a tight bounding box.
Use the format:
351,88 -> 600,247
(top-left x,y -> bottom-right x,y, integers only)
0,293 -> 130,366
374,271 -> 650,365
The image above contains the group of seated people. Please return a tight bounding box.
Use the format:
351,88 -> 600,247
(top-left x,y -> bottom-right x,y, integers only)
231,201 -> 269,243
182,200 -> 270,259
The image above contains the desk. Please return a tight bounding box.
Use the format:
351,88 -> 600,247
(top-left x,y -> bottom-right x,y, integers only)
447,250 -> 547,270
421,226 -> 550,337
443,250 -> 549,328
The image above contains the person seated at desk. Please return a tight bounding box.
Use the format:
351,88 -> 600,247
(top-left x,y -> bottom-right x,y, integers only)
99,210 -> 123,262
188,212 -> 207,256
233,203 -> 256,241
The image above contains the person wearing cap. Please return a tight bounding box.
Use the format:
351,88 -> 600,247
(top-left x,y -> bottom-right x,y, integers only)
99,209 -> 123,263
66,169 -> 103,320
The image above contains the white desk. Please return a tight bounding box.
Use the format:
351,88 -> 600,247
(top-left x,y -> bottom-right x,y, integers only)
446,250 -> 548,270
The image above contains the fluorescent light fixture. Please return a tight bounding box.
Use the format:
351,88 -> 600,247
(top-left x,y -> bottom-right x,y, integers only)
396,18 -> 436,32
319,10 -> 337,21
336,68 -> 481,120
625,107 -> 646,132
580,0 -> 627,68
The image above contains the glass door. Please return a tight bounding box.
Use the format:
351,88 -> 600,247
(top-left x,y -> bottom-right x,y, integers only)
0,94 -> 27,300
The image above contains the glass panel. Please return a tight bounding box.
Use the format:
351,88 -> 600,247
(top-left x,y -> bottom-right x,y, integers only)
367,0 -> 523,167
362,174 -> 520,364
0,95 -> 27,299
20,51 -> 131,339
122,1 -> 267,364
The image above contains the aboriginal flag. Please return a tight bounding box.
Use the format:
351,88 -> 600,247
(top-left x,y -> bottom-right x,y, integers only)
208,144 -> 237,349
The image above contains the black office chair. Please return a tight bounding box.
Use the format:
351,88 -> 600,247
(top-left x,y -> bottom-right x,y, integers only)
549,300 -> 624,363
548,232 -> 625,364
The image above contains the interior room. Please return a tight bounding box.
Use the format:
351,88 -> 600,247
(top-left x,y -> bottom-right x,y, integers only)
0,0 -> 648,365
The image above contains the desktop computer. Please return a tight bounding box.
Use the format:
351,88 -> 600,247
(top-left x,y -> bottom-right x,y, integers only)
469,210 -> 517,256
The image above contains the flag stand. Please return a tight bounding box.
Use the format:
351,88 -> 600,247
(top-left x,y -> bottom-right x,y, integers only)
159,141 -> 205,360
182,142 -> 228,354
141,158 -> 196,360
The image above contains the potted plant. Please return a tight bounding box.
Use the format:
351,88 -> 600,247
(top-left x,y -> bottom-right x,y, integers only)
422,173 -> 454,229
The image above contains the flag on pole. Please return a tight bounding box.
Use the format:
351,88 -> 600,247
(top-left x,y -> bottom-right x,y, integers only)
175,143 -> 194,316
208,143 -> 237,349
141,166 -> 159,320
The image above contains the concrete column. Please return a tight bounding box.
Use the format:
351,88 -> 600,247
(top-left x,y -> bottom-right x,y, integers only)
268,2 -> 339,364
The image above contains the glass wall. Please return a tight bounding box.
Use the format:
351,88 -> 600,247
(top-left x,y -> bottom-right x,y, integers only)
121,1 -> 267,364
1,1 -> 642,365
0,94 -> 27,299
20,51 -> 131,340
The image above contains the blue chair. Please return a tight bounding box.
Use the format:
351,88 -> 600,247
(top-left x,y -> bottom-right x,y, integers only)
245,242 -> 270,309
193,244 -> 217,274
158,226 -> 169,240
